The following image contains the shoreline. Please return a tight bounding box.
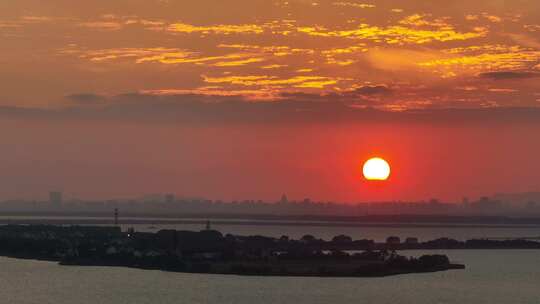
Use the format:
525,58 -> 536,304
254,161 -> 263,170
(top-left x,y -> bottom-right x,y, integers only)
0,252 -> 466,278
0,224 -> 471,278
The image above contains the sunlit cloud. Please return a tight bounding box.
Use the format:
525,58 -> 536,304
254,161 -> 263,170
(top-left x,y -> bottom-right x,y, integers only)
482,13 -> 502,23
525,24 -> 540,32
332,2 -> 375,9
0,15 -> 57,30
321,44 -> 368,55
261,64 -> 288,69
20,16 -> 54,23
218,44 -> 315,56
488,88 -> 518,93
60,46 -> 268,67
398,14 -> 450,28
211,57 -> 265,67
0,22 -> 22,29
5,0 -> 540,112
419,45 -> 540,74
59,47 -> 192,62
322,44 -> 367,65
168,23 -> 264,34
140,87 -> 279,100
203,75 -> 340,89
296,23 -> 486,44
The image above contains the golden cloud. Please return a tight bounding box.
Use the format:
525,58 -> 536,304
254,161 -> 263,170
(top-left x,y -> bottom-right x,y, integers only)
60,46 -> 269,67
140,87 -> 279,100
218,44 -> 315,56
297,23 -> 486,44
261,64 -> 288,69
419,45 -> 540,73
398,14 -> 450,28
332,2 -> 375,9
168,23 -> 264,34
211,57 -> 265,67
59,47 -> 190,62
203,75 -> 339,88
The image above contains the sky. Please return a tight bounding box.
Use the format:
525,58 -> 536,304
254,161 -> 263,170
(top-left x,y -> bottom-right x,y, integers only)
0,0 -> 540,202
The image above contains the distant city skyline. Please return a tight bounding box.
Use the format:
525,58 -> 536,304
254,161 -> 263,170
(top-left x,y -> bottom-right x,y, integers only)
1,190 -> 539,218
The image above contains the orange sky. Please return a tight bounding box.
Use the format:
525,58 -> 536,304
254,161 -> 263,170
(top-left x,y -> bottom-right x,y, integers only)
0,1 -> 539,202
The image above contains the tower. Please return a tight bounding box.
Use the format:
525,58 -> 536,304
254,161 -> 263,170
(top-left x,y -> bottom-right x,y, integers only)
114,208 -> 119,226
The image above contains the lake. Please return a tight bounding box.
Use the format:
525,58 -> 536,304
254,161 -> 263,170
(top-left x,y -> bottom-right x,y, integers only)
0,250 -> 539,304
122,222 -> 540,242
3,216 -> 540,242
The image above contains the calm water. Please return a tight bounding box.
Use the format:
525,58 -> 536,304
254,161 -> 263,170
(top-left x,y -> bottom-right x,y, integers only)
123,223 -> 540,242
0,250 -> 539,304
3,215 -> 540,241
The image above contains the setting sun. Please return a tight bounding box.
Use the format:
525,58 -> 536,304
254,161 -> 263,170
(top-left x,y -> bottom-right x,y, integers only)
363,157 -> 391,181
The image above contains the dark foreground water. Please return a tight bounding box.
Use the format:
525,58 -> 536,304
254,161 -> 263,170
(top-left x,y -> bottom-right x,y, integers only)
0,250 -> 539,304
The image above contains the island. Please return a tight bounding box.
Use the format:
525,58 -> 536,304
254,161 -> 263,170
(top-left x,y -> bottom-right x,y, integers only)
0,224 -> 506,277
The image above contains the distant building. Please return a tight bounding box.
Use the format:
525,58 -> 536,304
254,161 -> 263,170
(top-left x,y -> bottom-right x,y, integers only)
471,196 -> 501,211
280,194 -> 288,204
49,191 -> 62,205
165,194 -> 176,204
386,236 -> 401,245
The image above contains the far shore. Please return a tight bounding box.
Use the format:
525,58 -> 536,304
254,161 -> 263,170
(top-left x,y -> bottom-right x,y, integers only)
1,212 -> 540,230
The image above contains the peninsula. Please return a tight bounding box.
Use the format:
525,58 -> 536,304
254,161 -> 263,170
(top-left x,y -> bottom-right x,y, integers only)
0,225 -> 476,277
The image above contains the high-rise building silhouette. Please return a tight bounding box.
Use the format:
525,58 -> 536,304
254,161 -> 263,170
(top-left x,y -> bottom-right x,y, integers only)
49,191 -> 62,205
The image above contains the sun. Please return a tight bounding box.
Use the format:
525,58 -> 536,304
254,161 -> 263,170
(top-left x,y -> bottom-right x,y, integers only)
363,157 -> 391,181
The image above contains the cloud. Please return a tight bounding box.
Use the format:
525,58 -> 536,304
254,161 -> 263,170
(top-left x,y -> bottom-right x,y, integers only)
78,21 -> 123,31
398,14 -> 450,28
202,75 -> 341,89
211,57 -> 265,67
59,47 -> 191,63
261,64 -> 288,69
21,16 -> 54,23
478,71 -> 540,80
353,85 -> 392,95
482,13 -> 502,23
508,33 -> 540,49
296,22 -> 486,44
65,93 -> 106,104
59,46 -> 268,67
60,43 -> 314,68
419,46 -> 540,75
332,2 -> 375,9
2,94 -> 540,126
168,23 -> 264,35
